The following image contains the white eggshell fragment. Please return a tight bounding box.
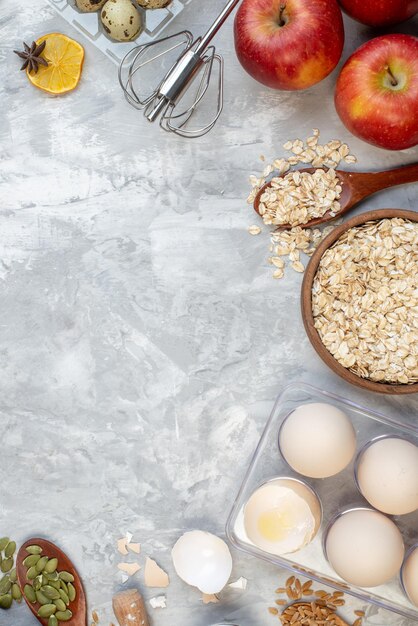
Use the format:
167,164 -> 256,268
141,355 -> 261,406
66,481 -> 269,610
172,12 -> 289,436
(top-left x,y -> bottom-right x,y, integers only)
171,531 -> 232,594
325,509 -> 404,587
101,0 -> 143,42
279,403 -> 356,478
357,437 -> 418,515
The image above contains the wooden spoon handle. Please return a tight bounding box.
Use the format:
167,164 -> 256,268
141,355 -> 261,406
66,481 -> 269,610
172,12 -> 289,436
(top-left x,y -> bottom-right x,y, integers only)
356,162 -> 418,196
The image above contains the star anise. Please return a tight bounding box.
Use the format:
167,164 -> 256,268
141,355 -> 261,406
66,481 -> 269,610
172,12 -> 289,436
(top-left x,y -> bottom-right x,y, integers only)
13,41 -> 49,73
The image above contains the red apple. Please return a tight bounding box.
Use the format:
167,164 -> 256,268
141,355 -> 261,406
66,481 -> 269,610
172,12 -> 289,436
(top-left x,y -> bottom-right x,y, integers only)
335,34 -> 418,150
338,0 -> 418,27
234,0 -> 344,91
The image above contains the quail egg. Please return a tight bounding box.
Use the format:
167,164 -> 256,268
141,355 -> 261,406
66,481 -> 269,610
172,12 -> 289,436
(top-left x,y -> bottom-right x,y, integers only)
75,0 -> 106,11
101,0 -> 143,42
172,531 -> 232,594
137,0 -> 172,7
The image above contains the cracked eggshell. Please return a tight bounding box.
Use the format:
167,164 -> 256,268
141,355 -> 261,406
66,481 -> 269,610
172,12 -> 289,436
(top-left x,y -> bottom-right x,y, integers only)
172,531 -> 232,594
101,0 -> 143,42
75,0 -> 106,11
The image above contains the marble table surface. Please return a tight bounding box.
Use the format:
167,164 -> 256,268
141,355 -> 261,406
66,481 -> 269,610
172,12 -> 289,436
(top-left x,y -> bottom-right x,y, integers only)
0,1 -> 417,625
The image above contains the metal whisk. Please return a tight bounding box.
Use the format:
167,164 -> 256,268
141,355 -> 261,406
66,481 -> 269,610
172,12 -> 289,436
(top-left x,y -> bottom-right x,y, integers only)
119,0 -> 241,138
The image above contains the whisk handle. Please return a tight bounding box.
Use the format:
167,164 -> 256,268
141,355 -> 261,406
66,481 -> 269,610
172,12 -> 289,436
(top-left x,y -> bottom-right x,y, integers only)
196,0 -> 242,54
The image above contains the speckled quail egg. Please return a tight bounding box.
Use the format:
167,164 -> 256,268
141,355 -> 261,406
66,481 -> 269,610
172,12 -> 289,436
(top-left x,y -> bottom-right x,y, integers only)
137,0 -> 172,8
75,0 -> 106,12
172,531 -> 232,594
101,0 -> 143,42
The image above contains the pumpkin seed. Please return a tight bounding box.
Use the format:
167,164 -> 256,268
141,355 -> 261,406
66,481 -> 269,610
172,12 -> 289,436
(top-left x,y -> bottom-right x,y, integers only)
27,566 -> 38,580
58,588 -> 69,605
44,558 -> 58,574
1,559 -> 13,573
0,539 -> 9,552
48,579 -> 61,590
47,571 -> 59,582
59,580 -> 68,593
0,594 -> 12,609
12,584 -> 22,601
24,554 -> 40,568
38,604 -> 57,618
49,616 -> 59,626
24,584 -> 36,603
58,571 -> 74,583
33,576 -> 43,591
9,569 -> 16,583
36,556 -> 49,573
4,542 -> 15,559
54,598 -> 67,612
26,545 -> 42,555
42,585 -> 61,600
55,609 -> 72,621
42,574 -> 49,586
67,582 -> 76,602
36,589 -> 51,605
0,576 -> 11,595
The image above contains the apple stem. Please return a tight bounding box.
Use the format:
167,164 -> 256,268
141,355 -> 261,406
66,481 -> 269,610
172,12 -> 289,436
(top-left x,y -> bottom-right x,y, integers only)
278,2 -> 287,26
385,65 -> 398,87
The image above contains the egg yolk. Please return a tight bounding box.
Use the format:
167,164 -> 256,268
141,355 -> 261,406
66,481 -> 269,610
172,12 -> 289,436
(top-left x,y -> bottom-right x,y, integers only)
258,508 -> 293,542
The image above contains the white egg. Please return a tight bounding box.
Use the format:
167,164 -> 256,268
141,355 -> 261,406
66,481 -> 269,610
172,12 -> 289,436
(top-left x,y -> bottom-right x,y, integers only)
279,403 -> 356,478
401,547 -> 418,607
101,0 -> 143,42
243,478 -> 322,556
171,531 -> 232,594
357,437 -> 418,515
325,509 -> 404,587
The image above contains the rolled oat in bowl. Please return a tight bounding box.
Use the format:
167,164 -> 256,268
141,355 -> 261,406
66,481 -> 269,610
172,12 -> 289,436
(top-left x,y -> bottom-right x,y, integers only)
312,217 -> 418,385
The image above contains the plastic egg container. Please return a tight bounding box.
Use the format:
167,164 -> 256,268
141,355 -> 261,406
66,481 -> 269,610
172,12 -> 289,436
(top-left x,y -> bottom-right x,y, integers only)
226,382 -> 418,620
46,0 -> 193,64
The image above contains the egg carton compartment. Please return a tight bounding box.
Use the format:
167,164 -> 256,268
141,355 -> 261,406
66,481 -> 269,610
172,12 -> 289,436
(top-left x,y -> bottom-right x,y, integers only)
46,0 -> 193,65
226,382 -> 418,620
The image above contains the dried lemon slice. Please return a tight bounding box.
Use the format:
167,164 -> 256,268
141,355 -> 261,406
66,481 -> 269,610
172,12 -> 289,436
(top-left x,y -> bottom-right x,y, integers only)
27,33 -> 84,95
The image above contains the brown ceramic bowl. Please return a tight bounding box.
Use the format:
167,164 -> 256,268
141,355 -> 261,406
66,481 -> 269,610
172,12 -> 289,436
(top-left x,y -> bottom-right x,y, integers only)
301,209 -> 418,395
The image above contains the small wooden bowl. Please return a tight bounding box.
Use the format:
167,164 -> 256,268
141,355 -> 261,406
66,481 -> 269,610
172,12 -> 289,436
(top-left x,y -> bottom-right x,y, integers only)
301,209 -> 418,395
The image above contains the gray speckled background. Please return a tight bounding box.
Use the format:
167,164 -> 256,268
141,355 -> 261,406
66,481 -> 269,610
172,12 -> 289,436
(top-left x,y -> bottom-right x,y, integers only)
0,1 -> 418,625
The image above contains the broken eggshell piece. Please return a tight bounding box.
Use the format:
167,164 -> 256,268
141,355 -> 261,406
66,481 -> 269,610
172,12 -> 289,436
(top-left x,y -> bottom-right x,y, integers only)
172,530 -> 233,594
243,477 -> 322,556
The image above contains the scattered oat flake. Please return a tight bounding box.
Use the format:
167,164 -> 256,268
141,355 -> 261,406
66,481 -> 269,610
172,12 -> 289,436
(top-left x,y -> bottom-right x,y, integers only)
292,261 -> 305,273
117,562 -> 141,576
127,542 -> 141,554
229,577 -> 247,590
144,557 -> 170,588
117,538 -> 128,556
248,225 -> 262,235
92,611 -> 99,623
202,593 -> 219,604
149,596 -> 167,609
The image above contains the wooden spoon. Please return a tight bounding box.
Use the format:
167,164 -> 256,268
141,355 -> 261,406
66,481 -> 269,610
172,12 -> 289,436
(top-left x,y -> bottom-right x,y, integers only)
254,162 -> 418,230
113,589 -> 149,626
16,538 -> 87,626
